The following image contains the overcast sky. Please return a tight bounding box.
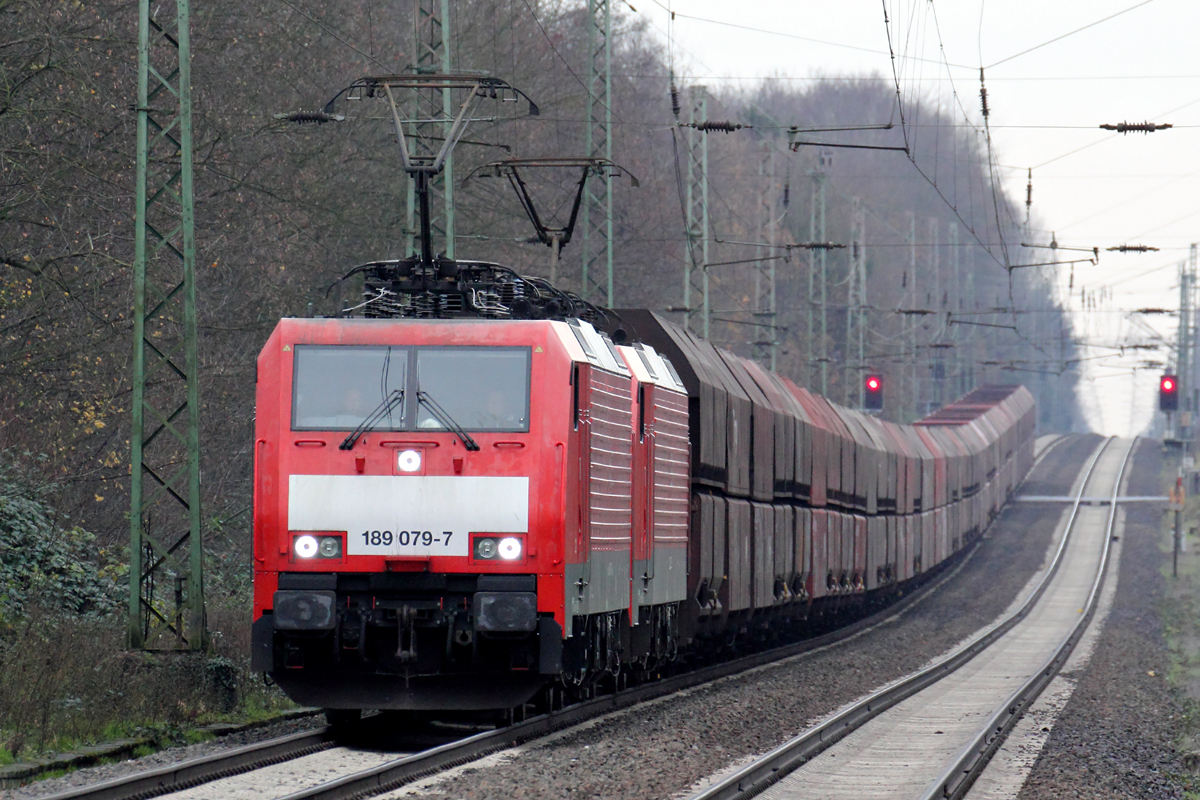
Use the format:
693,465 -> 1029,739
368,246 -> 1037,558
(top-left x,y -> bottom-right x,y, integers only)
632,0 -> 1198,435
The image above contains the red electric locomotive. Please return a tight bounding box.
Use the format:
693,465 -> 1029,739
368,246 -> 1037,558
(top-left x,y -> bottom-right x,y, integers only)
252,308 -> 690,713
251,275 -> 1036,722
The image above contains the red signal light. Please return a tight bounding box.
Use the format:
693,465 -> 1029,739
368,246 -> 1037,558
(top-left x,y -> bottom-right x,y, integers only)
1161,374 -> 1179,411
864,375 -> 883,410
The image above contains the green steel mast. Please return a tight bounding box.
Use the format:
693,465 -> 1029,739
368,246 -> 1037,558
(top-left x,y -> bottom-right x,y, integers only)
130,0 -> 205,650
682,86 -> 708,336
406,0 -> 455,259
581,0 -> 614,305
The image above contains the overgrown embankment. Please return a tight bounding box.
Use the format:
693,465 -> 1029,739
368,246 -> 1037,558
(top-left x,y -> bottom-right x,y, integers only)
1160,453 -> 1200,777
0,450 -> 289,763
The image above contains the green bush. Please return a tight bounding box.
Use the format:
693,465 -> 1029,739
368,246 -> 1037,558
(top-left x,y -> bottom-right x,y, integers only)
0,451 -> 123,625
0,451 -> 293,759
0,610 -> 286,757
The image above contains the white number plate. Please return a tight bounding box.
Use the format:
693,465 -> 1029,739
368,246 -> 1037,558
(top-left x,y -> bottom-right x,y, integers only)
289,475 -> 528,559
350,528 -> 464,557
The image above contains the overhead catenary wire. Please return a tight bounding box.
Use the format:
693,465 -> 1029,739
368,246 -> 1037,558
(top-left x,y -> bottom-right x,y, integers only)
985,0 -> 1161,69
296,0 -> 1097,399
886,2 -> 1076,363
273,0 -> 396,71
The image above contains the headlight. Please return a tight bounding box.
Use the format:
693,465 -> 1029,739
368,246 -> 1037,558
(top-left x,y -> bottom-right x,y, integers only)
273,591 -> 336,630
293,534 -> 342,559
498,537 -> 522,560
397,449 -> 422,473
318,536 -> 342,558
294,535 -> 319,558
476,538 -> 497,559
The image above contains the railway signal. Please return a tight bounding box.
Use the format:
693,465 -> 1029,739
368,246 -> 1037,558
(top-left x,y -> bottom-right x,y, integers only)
1160,374 -> 1179,411
865,375 -> 884,410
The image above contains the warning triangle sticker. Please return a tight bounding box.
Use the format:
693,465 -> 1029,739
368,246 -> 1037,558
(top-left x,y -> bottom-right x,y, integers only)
283,345 -> 291,351
534,346 -> 543,353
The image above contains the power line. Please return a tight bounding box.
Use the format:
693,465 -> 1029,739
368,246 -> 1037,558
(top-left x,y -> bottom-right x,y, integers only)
273,0 -> 394,71
881,2 -> 1008,272
642,0 -> 972,69
599,74 -> 1200,83
985,0 -> 1160,69
1032,92 -> 1200,170
518,0 -> 621,122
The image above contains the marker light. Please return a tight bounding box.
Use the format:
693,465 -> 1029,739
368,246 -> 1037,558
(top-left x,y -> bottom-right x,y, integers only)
397,449 -> 422,473
317,537 -> 342,558
294,535 -> 319,558
476,538 -> 498,559
498,537 -> 523,560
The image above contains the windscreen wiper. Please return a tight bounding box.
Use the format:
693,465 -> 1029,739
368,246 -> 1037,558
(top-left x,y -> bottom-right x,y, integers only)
417,391 -> 481,451
339,389 -> 404,450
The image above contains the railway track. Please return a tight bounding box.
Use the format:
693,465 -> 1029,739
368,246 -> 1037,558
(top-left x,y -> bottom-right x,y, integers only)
36,569 -> 972,800
686,435 -> 1134,800
37,436 -> 1068,800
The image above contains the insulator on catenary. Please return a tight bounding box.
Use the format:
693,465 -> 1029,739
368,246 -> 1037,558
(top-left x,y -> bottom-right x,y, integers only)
276,110 -> 343,124
670,80 -> 681,121
685,120 -> 746,133
782,181 -> 790,209
1099,120 -> 1172,134
1107,244 -> 1160,252
979,68 -> 990,119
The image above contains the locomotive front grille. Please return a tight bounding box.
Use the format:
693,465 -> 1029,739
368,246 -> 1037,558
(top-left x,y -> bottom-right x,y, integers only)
265,572 -> 545,676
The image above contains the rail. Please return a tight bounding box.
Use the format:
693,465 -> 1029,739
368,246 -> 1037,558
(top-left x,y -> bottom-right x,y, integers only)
39,728 -> 335,800
919,436 -> 1137,799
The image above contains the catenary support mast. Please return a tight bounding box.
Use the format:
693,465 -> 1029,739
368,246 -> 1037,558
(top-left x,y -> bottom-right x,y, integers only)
682,86 -> 709,336
929,218 -> 942,410
131,0 -> 205,650
846,198 -> 866,407
908,212 -> 918,420
1179,249 -> 1196,448
754,141 -> 778,369
808,154 -> 828,392
582,0 -> 614,305
407,0 -> 455,259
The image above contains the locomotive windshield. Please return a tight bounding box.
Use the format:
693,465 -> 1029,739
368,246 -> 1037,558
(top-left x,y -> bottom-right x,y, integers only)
292,346 -> 408,430
414,348 -> 529,432
291,345 -> 529,432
